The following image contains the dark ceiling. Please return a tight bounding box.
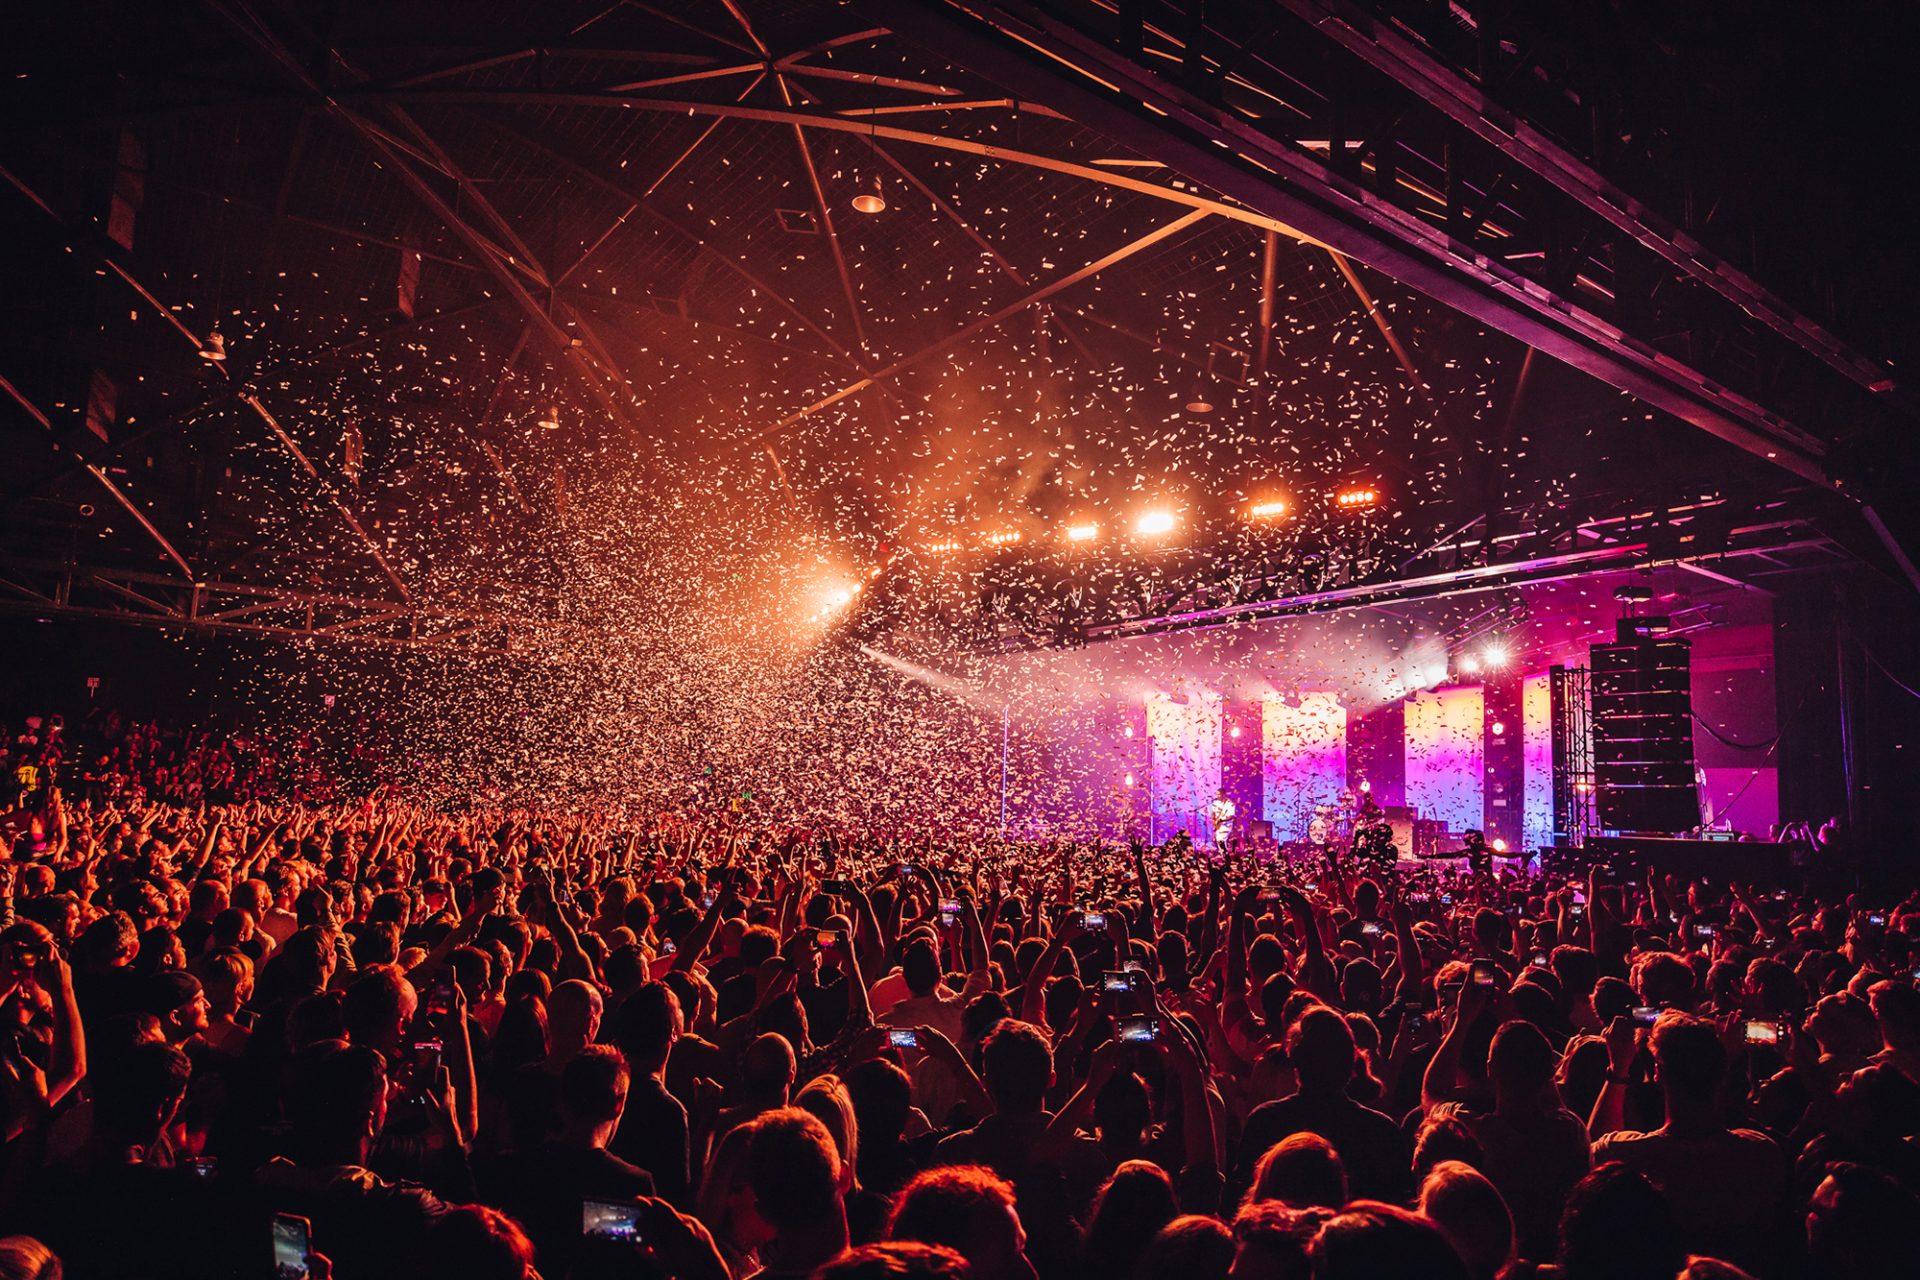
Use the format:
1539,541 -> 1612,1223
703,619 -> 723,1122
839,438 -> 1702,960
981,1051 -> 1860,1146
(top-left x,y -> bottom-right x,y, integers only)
0,1 -> 1908,646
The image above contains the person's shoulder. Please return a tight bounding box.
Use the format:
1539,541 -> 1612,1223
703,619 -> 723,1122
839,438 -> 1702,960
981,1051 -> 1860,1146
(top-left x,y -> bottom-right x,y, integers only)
1724,1127 -> 1788,1156
1590,1129 -> 1655,1156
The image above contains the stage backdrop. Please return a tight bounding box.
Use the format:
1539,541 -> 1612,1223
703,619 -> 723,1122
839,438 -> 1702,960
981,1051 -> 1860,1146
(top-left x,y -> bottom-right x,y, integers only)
1262,692 -> 1348,840
1404,687 -> 1486,831
1522,672 -> 1554,850
1147,690 -> 1223,842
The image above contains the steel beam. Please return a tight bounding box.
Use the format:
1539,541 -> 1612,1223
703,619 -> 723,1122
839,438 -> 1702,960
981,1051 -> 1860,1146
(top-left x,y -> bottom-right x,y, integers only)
876,0 -> 1839,486
0,557 -> 576,655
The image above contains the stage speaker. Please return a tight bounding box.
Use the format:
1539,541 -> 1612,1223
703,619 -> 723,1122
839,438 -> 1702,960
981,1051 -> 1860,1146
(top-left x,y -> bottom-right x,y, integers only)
1590,638 -> 1698,832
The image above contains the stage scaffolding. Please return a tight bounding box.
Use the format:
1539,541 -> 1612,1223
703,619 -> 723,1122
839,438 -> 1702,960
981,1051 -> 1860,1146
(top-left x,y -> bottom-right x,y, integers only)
1550,665 -> 1596,847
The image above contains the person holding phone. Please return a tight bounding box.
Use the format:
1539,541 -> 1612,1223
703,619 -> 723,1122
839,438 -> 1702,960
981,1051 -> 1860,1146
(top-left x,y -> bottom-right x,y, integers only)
1590,1014 -> 1790,1274
476,1044 -> 656,1277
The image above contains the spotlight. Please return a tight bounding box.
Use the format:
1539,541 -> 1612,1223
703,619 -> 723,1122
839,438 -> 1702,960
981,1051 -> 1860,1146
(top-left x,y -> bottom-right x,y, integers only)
536,405 -> 560,431
1481,641 -> 1511,668
1135,510 -> 1177,537
1457,653 -> 1482,675
1335,486 -> 1379,510
1359,778 -> 1372,793
924,540 -> 962,554
851,174 -> 886,215
1247,499 -> 1289,520
985,530 -> 1022,546
1184,384 -> 1214,414
1065,522 -> 1100,543
1491,837 -> 1509,853
1123,725 -> 1135,739
197,330 -> 227,362
1229,724 -> 1243,739
1491,720 -> 1507,736
1123,773 -> 1135,787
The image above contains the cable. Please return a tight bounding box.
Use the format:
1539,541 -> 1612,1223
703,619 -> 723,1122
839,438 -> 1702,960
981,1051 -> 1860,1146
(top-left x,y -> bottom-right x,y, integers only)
1689,706 -> 1778,752
1861,645 -> 1920,703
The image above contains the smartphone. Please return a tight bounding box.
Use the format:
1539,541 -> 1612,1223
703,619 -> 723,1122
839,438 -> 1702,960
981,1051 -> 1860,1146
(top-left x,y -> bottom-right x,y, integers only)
1303,882 -> 1318,893
660,938 -> 676,955
582,1198 -> 643,1242
407,1040 -> 443,1095
272,1213 -> 312,1280
1744,1019 -> 1780,1046
1258,889 -> 1283,904
1360,921 -> 1383,937
821,879 -> 858,896
887,1028 -> 922,1050
1867,912 -> 1887,927
1115,1015 -> 1159,1044
816,929 -> 840,949
1081,911 -> 1107,930
1570,903 -> 1586,918
427,971 -> 456,1019
1531,951 -> 1551,967
1438,893 -> 1453,906
1631,1005 -> 1660,1026
702,891 -> 717,910
1469,960 -> 1499,987
1692,924 -> 1716,941
1402,1001 -> 1427,1015
894,862 -> 914,878
939,898 -> 961,926
187,1155 -> 218,1179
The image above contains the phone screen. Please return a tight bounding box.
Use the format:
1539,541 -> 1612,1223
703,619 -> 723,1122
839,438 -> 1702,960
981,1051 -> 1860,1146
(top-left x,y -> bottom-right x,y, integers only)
1115,1015 -> 1158,1044
583,1199 -> 643,1242
273,1214 -> 311,1280
887,1028 -> 922,1049
1744,1020 -> 1780,1045
1082,911 -> 1106,930
816,929 -> 838,948
1470,961 -> 1499,987
1632,1005 -> 1660,1026
1102,971 -> 1132,993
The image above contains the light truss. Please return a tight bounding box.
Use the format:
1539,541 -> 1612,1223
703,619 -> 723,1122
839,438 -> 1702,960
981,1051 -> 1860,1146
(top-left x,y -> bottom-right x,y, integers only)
1084,498 -> 1847,642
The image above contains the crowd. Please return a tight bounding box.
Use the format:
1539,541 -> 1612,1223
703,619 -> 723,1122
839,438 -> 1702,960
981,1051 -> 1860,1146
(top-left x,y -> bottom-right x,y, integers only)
2,707 -> 1919,1280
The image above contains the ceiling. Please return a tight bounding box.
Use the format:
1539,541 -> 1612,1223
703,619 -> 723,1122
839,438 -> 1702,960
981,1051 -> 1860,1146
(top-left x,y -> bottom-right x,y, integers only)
0,1 -> 1899,649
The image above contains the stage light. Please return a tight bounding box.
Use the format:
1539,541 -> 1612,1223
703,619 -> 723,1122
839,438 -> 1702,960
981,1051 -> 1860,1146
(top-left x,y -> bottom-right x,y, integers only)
985,530 -> 1022,546
1123,772 -> 1135,787
1492,837 -> 1509,853
1457,653 -> 1481,674
851,174 -> 886,214
1184,384 -> 1215,414
1229,724 -> 1243,739
1481,640 -> 1511,667
536,405 -> 560,431
197,330 -> 227,362
1123,724 -> 1135,738
1359,778 -> 1371,793
1247,499 -> 1289,520
1491,720 -> 1507,736
1065,522 -> 1100,543
1335,486 -> 1379,510
1136,510 -> 1177,537
924,540 -> 962,554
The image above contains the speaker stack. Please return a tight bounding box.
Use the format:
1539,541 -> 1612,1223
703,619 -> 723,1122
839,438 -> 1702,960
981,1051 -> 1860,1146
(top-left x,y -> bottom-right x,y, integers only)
1590,636 -> 1699,833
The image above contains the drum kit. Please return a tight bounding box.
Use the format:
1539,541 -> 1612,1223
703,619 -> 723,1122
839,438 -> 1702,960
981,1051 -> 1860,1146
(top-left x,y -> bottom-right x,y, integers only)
1299,788 -> 1398,869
